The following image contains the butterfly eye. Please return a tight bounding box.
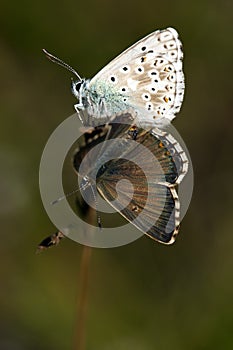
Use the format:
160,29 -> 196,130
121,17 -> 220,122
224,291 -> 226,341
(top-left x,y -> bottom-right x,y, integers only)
75,81 -> 82,92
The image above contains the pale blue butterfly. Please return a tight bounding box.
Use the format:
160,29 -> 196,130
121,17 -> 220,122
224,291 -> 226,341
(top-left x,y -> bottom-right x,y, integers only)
43,27 -> 184,127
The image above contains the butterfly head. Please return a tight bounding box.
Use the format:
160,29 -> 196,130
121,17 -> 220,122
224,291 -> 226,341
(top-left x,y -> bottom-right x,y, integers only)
71,78 -> 90,111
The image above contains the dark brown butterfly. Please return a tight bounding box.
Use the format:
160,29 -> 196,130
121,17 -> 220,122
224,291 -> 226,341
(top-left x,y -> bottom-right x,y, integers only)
73,112 -> 188,244
37,111 -> 188,250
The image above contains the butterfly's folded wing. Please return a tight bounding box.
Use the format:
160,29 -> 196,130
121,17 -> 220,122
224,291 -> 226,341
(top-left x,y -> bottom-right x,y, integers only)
73,115 -> 188,244
90,28 -> 184,124
73,113 -> 136,175
95,129 -> 185,244
96,157 -> 179,244
92,28 -> 183,81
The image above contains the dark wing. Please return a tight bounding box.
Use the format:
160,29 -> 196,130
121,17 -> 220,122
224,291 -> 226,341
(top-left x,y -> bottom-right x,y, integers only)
73,112 -> 135,176
73,113 -> 188,244
96,130 -> 180,244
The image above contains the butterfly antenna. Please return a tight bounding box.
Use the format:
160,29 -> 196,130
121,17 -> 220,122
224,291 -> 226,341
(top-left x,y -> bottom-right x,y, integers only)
43,49 -> 82,81
51,181 -> 90,205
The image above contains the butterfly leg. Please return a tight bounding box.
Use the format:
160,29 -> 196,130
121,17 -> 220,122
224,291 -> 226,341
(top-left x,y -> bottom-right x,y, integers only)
74,103 -> 85,113
74,105 -> 89,125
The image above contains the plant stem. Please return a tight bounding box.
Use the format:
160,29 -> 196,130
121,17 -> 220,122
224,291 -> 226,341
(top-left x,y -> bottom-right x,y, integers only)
74,245 -> 92,350
74,205 -> 96,350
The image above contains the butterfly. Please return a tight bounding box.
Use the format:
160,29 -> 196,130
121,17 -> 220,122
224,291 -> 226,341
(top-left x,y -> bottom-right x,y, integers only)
37,111 -> 189,249
72,112 -> 188,244
43,27 -> 184,127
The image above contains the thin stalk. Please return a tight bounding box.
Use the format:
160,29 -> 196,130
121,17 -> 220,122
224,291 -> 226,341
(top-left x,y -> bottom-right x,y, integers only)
74,245 -> 92,350
74,205 -> 96,350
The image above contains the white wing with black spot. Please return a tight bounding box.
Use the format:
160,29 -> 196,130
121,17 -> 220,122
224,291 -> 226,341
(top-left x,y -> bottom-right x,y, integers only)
90,28 -> 185,126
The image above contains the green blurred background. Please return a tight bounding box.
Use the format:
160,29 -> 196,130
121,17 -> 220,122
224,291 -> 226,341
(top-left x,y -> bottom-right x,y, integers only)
1,0 -> 233,349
